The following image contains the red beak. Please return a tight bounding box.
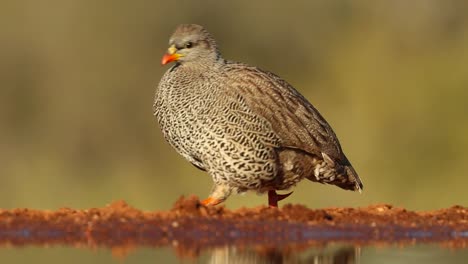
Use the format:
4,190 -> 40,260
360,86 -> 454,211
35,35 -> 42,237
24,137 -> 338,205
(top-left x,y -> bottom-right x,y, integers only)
161,53 -> 180,65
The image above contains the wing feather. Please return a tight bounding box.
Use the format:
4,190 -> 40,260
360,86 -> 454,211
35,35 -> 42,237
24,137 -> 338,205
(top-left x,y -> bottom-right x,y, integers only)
224,63 -> 346,164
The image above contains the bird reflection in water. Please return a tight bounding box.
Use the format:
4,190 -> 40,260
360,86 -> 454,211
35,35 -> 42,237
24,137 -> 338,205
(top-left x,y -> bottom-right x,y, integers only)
208,245 -> 360,264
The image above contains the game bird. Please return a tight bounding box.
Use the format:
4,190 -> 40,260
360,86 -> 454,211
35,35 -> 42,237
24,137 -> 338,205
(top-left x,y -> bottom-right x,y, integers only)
154,24 -> 363,207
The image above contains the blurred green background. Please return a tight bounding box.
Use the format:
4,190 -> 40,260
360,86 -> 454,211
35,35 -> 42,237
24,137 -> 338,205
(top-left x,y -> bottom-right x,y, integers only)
1,0 -> 467,211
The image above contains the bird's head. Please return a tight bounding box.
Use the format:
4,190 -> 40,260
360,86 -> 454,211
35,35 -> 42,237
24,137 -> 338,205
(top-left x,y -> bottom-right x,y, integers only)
161,24 -> 220,66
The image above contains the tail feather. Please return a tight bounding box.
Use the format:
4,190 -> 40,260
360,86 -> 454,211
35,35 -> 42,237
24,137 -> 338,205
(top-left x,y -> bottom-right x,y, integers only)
321,152 -> 363,192
345,165 -> 363,193
277,148 -> 363,192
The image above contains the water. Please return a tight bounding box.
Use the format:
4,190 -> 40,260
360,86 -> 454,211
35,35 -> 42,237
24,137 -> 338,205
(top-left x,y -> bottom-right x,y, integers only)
1,244 -> 466,263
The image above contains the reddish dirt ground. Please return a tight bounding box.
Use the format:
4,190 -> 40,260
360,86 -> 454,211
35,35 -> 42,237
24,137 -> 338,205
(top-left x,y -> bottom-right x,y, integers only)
0,196 -> 466,256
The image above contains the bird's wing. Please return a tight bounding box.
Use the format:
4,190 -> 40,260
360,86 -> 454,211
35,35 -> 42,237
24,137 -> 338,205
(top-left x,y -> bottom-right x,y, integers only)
224,63 -> 346,164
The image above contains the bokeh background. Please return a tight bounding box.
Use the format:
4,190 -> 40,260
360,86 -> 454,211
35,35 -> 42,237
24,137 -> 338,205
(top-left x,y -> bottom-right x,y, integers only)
1,0 -> 467,212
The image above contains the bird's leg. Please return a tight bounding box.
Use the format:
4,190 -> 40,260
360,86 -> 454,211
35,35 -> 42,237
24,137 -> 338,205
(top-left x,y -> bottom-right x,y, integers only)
268,190 -> 293,207
201,183 -> 231,206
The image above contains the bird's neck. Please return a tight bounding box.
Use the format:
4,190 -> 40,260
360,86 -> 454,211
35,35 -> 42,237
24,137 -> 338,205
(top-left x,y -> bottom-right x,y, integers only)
180,55 -> 225,71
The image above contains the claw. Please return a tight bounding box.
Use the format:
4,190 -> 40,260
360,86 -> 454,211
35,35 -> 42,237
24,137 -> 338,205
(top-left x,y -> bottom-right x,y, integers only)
201,197 -> 222,206
276,191 -> 293,201
268,190 -> 293,207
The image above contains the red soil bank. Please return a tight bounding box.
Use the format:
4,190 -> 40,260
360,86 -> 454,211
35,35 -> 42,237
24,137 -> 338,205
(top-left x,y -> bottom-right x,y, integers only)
0,196 -> 466,255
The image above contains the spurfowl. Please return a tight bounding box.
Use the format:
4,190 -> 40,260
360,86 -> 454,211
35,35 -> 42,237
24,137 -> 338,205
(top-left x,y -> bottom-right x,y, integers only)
154,24 -> 363,207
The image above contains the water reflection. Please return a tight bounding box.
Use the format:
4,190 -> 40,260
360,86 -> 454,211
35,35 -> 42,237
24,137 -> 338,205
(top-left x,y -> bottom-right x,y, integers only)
208,245 -> 359,264
0,244 -> 466,263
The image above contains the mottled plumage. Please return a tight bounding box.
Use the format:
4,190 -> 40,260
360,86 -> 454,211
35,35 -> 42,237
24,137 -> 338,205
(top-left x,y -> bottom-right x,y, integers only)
154,24 -> 363,206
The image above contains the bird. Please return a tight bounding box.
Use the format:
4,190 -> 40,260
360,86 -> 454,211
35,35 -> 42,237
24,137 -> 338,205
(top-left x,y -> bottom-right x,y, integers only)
153,24 -> 363,207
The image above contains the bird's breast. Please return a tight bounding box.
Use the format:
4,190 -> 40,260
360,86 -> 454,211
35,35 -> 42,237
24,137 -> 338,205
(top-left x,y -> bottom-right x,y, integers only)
154,71 -> 223,160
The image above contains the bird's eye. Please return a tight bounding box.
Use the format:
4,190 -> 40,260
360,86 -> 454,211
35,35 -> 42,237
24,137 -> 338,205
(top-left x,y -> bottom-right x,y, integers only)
185,42 -> 193,49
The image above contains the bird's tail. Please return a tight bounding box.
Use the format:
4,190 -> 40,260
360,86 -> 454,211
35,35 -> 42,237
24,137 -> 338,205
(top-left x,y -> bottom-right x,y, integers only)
344,164 -> 363,193
316,152 -> 364,192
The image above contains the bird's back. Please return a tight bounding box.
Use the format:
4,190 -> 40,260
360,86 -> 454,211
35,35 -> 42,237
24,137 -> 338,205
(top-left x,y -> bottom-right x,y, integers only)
222,61 -> 363,191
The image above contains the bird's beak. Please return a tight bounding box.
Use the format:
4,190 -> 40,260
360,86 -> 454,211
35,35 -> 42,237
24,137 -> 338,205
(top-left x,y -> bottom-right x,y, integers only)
161,45 -> 182,65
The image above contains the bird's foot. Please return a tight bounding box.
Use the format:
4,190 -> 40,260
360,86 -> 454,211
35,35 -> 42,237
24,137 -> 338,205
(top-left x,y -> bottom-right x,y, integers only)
268,190 -> 293,207
201,196 -> 222,206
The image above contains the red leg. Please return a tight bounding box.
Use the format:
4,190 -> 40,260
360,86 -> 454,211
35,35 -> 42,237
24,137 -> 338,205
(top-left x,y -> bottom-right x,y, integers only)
268,190 -> 293,207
